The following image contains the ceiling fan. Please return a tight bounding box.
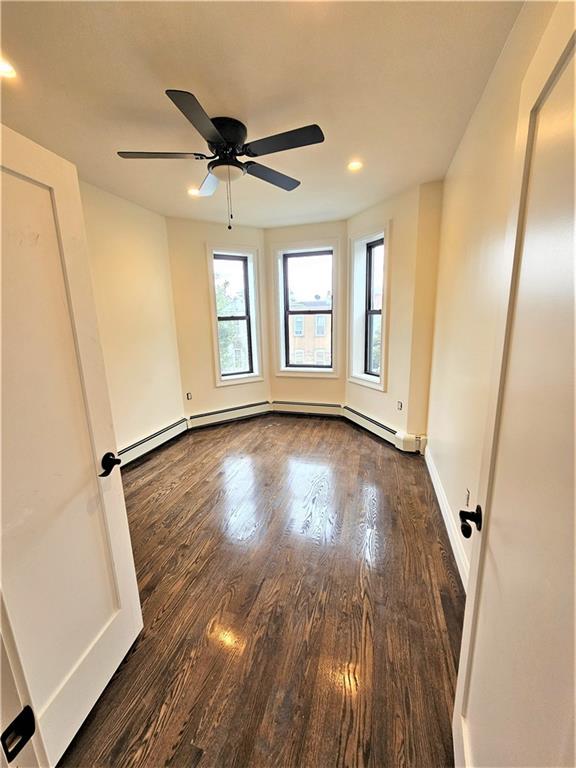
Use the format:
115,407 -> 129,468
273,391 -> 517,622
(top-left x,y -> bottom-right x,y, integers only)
118,90 -> 325,197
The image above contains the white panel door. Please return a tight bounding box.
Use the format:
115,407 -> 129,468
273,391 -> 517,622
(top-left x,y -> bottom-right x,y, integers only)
453,11 -> 574,768
1,125 -> 142,766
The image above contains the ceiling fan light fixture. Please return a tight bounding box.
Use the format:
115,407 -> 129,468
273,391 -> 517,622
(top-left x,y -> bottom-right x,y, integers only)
208,159 -> 246,182
0,58 -> 17,78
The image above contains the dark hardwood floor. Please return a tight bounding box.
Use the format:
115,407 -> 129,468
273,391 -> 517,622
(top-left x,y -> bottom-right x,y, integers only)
60,415 -> 465,768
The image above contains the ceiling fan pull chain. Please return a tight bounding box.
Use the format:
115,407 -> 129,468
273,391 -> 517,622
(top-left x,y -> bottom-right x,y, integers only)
228,166 -> 234,224
226,164 -> 233,230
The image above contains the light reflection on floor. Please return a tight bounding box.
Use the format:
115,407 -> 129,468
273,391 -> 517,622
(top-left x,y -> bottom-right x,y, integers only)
287,457 -> 334,541
360,482 -> 380,568
221,455 -> 259,543
209,621 -> 246,653
220,452 -> 381,566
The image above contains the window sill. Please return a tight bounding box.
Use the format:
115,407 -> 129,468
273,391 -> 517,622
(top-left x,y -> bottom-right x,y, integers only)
276,367 -> 339,379
216,373 -> 264,388
348,373 -> 385,392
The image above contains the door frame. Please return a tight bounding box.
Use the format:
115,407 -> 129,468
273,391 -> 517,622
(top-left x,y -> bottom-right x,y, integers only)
1,125 -> 143,765
452,7 -> 576,764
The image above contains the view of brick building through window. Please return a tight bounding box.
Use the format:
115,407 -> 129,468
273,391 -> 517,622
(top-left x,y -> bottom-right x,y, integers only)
288,296 -> 332,366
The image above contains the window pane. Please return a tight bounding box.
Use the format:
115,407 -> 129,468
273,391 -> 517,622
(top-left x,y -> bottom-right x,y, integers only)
286,253 -> 332,310
370,244 -> 384,310
288,314 -> 331,366
214,257 -> 246,317
367,314 -> 382,375
218,319 -> 250,375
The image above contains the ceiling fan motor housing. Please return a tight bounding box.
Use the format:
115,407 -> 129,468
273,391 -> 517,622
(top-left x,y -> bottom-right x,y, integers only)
207,117 -> 249,181
209,117 -> 248,154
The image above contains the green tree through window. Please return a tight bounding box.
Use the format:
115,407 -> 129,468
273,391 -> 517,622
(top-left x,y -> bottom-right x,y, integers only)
213,255 -> 253,376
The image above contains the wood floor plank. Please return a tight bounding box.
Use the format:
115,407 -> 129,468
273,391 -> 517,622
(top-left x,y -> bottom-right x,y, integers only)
59,415 -> 465,768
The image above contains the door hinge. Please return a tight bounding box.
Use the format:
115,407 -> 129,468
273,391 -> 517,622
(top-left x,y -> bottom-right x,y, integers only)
1,705 -> 35,763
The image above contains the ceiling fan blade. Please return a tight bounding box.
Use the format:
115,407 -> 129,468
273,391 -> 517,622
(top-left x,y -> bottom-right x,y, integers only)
243,124 -> 324,158
165,90 -> 224,145
244,162 -> 300,191
198,173 -> 219,197
117,151 -> 207,159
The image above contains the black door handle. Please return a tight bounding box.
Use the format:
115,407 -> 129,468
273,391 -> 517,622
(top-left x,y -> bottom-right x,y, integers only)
99,452 -> 121,477
1,705 -> 35,763
459,505 -> 482,538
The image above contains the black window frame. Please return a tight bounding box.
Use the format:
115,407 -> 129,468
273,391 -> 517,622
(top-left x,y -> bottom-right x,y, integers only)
283,250 -> 333,369
214,253 -> 254,377
364,238 -> 384,377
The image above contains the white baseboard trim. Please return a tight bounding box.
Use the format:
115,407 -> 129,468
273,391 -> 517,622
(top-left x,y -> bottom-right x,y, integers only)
188,400 -> 270,429
424,445 -> 469,589
119,418 -> 188,465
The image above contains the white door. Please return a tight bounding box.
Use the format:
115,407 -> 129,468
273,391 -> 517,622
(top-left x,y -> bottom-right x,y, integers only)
1,125 -> 142,766
453,10 -> 575,768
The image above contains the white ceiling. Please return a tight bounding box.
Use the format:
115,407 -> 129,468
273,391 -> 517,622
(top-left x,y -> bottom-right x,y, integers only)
2,1 -> 522,228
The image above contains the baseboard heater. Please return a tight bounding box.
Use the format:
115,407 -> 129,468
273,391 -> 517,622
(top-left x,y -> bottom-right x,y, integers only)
188,401 -> 270,429
271,400 -> 342,417
118,417 -> 189,465
342,405 -> 396,434
187,400 -> 424,453
271,402 -> 423,451
120,403 -> 423,464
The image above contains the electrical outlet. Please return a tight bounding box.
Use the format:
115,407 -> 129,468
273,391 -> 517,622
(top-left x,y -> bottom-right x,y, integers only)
466,488 -> 471,507
397,400 -> 403,411
186,392 -> 192,400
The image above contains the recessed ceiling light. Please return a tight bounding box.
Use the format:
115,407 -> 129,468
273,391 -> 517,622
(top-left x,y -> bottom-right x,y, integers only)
347,160 -> 363,172
187,187 -> 200,197
0,59 -> 17,79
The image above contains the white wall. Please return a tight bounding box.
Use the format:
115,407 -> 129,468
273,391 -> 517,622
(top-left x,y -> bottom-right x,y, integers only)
407,182 -> 443,435
346,182 -> 442,436
80,182 -> 183,449
425,2 -> 556,581
82,181 -> 442,443
166,218 -> 269,415
166,206 -> 440,428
